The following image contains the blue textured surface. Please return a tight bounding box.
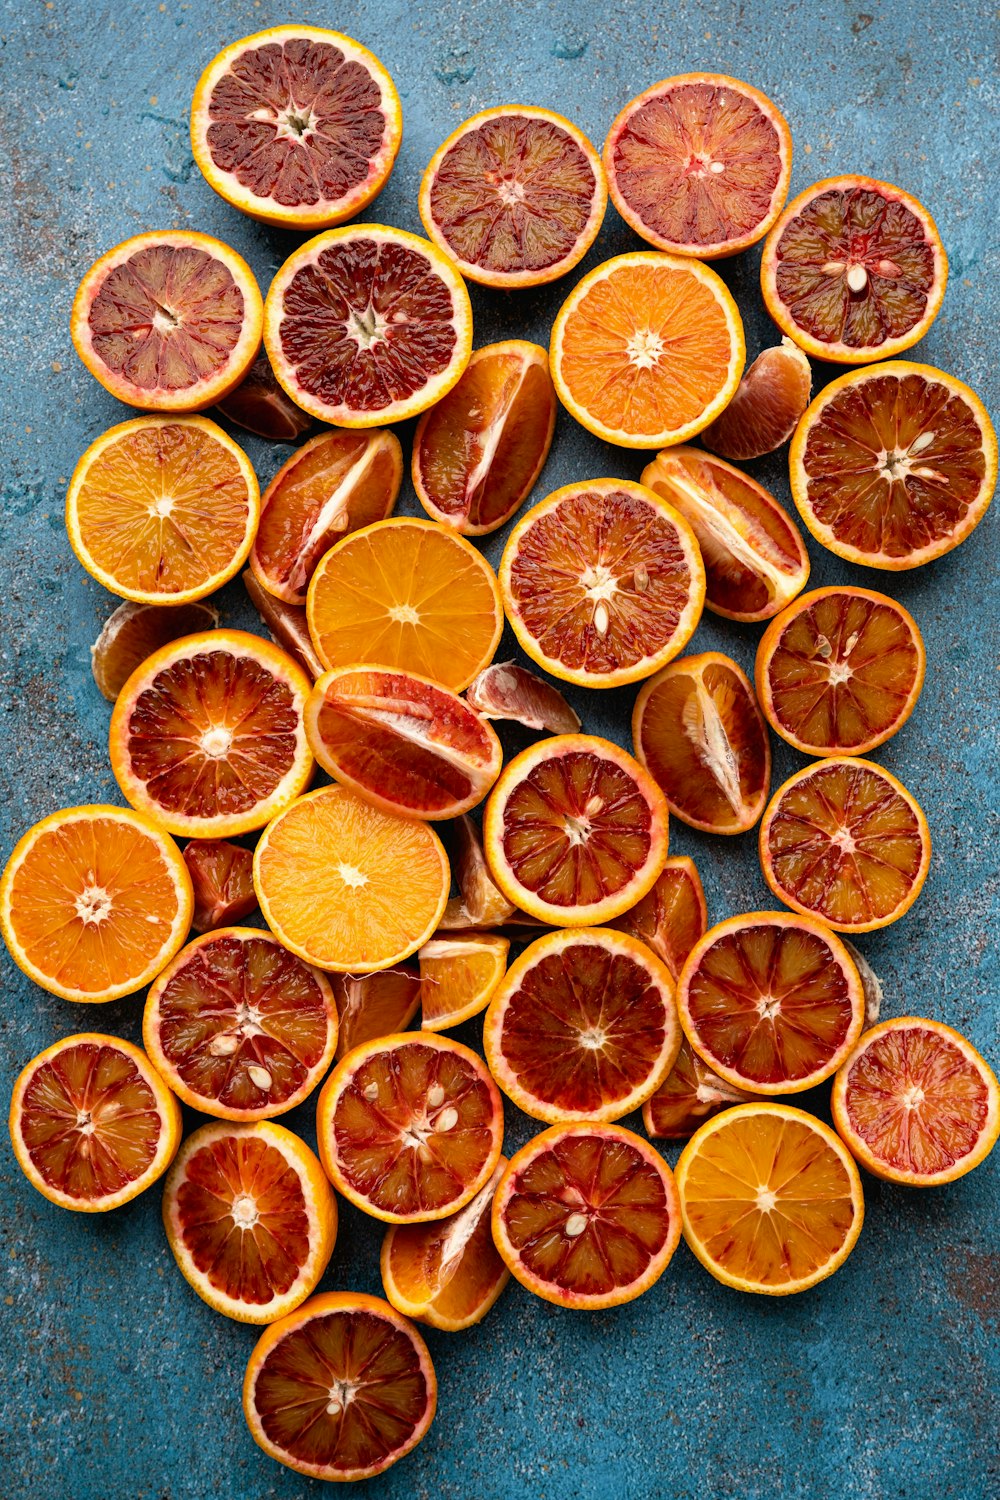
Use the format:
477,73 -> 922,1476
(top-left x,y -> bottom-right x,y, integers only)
0,1 -> 997,1497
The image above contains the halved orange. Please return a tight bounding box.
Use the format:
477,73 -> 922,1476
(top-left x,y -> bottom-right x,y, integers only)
701,338 -> 812,461
642,1037 -> 753,1141
91,600 -> 218,703
418,934 -> 509,1032
760,757 -> 932,932
445,815 -> 517,929
466,662 -> 581,734
244,570 -> 323,681
215,351 -> 312,442
332,965 -> 422,1060
608,855 -> 707,978
183,839 -> 257,932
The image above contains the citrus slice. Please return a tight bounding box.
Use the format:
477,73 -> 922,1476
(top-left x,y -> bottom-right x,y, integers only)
632,652 -> 771,836
491,1122 -> 681,1309
191,27 -> 402,230
499,480 -> 705,688
254,785 -> 450,972
183,839 -> 257,932
466,663 -> 581,734
419,106 -> 606,288
759,757 -> 932,933
607,855 -> 707,979
316,1032 -> 504,1222
412,342 -> 556,534
70,231 -> 263,411
244,570 -> 323,681
484,928 -> 681,1123
789,361 -> 997,569
249,428 -> 402,606
445,816 -> 517,929
307,518 -> 503,692
65,415 -> 259,605
90,600 -> 218,702
701,338 -> 812,460
677,912 -> 866,1094
264,225 -> 473,427
215,352 -> 313,441
144,928 -> 338,1120
640,446 -> 809,622
483,734 -> 669,926
675,1103 -> 864,1294
642,1037 -> 753,1141
381,1159 -> 509,1330
550,252 -> 744,448
832,1017 -> 1000,1187
755,586 -> 926,755
603,74 -> 792,259
332,965 -> 422,1060
109,629 -> 314,839
761,176 -> 948,363
243,1292 -> 436,1481
9,1033 -> 181,1211
305,666 -> 502,820
418,934 -> 509,1032
162,1119 -> 336,1323
0,804 -> 192,1003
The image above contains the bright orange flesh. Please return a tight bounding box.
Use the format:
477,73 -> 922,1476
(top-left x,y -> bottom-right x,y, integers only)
446,815 -> 517,929
183,840 -> 257,932
702,339 -> 812,460
418,935 -> 509,1031
608,856 -> 707,979
332,966 -> 422,1059
642,1037 -> 752,1140
91,600 -> 218,702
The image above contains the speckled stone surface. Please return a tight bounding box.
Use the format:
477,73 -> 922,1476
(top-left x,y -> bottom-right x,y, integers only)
0,1 -> 997,1497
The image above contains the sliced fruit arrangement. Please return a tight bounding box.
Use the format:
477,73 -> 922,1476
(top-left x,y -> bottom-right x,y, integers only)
243,570 -> 323,680
91,600 -> 218,703
643,1037 -> 753,1140
215,352 -> 312,441
332,965 -> 422,1059
759,757 -> 932,932
466,663 -> 581,734
183,839 -> 257,932
608,855 -> 707,978
676,1103 -> 864,1294
162,1120 -> 336,1322
419,934 -> 509,1032
443,816 -> 517,930
701,339 -> 812,460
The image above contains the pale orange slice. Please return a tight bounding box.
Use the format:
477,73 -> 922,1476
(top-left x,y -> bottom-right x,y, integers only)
418,934 -> 509,1032
90,600 -> 219,702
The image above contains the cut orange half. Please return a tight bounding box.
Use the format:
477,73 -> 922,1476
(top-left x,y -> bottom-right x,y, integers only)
332,965 -> 422,1059
642,1037 -> 753,1141
418,934 -> 509,1032
91,600 -> 219,703
183,839 -> 257,932
608,855 -> 707,979
701,338 -> 812,461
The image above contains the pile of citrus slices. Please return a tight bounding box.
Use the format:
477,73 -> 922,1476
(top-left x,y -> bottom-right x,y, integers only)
2,24 -> 997,1487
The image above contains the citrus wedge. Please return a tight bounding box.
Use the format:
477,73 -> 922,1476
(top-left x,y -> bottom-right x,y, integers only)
642,1037 -> 753,1141
701,338 -> 812,460
466,663 -> 581,734
608,855 -> 707,979
418,934 -> 509,1032
332,966 -> 422,1060
91,600 -> 218,703
442,816 -> 517,930
183,839 -> 257,932
243,570 -> 323,681
215,352 -> 312,441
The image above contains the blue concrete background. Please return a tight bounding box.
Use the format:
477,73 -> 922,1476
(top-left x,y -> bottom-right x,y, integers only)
0,1 -> 996,1497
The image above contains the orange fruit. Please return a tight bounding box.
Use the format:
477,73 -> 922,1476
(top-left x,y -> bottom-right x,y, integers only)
316,1032 -> 504,1222
191,27 -> 402,230
305,666 -> 502,820
182,839 -> 257,932
70,231 -> 263,411
759,757 -> 932,932
677,912 -> 866,1094
466,662 -> 581,734
144,928 -> 338,1120
9,1033 -> 181,1211
332,965 -> 422,1060
65,415 -> 259,605
755,586 -> 926,756
640,446 -> 809,622
484,928 -> 681,1123
242,1292 -> 436,1481
254,785 -> 450,973
633,652 -> 772,836
761,176 -> 948,364
109,629 -> 314,839
483,734 -> 669,926
162,1119 -> 336,1323
419,106 -> 606,288
832,1017 -> 1000,1187
499,480 -> 705,688
789,361 -> 997,570
445,814 -> 517,930
676,1103 -> 864,1294
249,428 -> 402,606
0,804 -> 192,1003
550,251 -> 744,448
264,225 -> 473,427
90,599 -> 218,702
642,1037 -> 753,1141
412,341 -> 556,534
214,352 -> 313,442
307,517 -> 503,692
701,338 -> 812,461
418,934 -> 509,1032
243,569 -> 323,681
491,1122 -> 681,1309
608,855 -> 707,979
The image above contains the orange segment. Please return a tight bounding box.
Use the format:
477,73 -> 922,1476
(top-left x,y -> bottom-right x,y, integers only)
244,570 -> 323,681
332,965 -> 422,1059
91,600 -> 219,703
215,351 -> 312,442
608,855 -> 707,978
445,815 -> 517,929
701,338 -> 812,461
418,935 -> 509,1032
466,662 -> 581,734
183,839 -> 258,932
642,1036 -> 753,1141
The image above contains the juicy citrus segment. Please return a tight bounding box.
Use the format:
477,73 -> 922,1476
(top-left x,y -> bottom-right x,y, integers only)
676,1103 -> 864,1294
444,816 -> 517,929
91,600 -> 219,703
242,1292 -> 437,1482
244,570 -> 323,681
412,342 -> 556,534
183,839 -> 257,932
550,252 -> 745,448
702,338 -> 812,460
419,935 -> 509,1032
8,1033 -> 182,1211
316,1033 -> 504,1223
608,855 -> 707,979
760,757 -> 932,932
215,352 -> 313,441
640,447 -> 809,622
466,663 -> 581,734
307,518 -> 503,693
0,805 -> 192,1003
66,416 -> 259,605
642,1036 -> 752,1141
332,966 -> 422,1060
491,1122 -> 681,1309
254,786 -> 450,973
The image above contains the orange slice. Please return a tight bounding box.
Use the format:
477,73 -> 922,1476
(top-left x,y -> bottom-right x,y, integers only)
701,338 -> 812,460
183,840 -> 257,932
332,966 -> 422,1060
215,352 -> 312,442
243,570 -> 323,681
418,934 -> 509,1032
466,662 -> 581,734
608,855 -> 707,978
90,600 -> 218,703
441,816 -> 517,930
642,1037 -> 753,1141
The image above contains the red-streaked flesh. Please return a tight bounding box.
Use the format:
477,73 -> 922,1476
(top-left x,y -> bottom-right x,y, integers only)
608,856 -> 707,978
466,663 -> 581,734
701,339 -> 811,460
332,966 -> 422,1060
216,352 -> 312,440
183,840 -> 257,931
643,1036 -> 752,1140
243,571 -> 323,680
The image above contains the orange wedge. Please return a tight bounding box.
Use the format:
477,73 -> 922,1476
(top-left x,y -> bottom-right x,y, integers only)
332,965 -> 422,1059
642,1037 -> 753,1141
608,855 -> 707,978
418,934 -> 509,1032
90,600 -> 219,703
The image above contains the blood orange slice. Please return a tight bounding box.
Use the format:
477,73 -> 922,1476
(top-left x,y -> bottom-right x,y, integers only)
243,571 -> 323,681
191,27 -> 402,230
316,1032 -> 504,1223
109,630 -> 314,839
466,663 -> 581,735
491,1122 -> 681,1309
243,1292 -> 436,1481
677,912 -> 866,1094
9,1033 -> 181,1211
832,1017 -> 1000,1187
607,855 -> 707,979
412,342 -> 556,534
90,600 -> 218,703
701,339 -> 812,460
642,1037 -> 752,1141
144,928 -> 338,1120
70,231 -> 262,411
443,816 -> 517,930
183,839 -> 257,932
640,447 -> 809,622
418,935 -> 509,1032
759,757 -> 932,932
264,225 -> 473,427
332,966 -> 422,1060
215,352 -> 313,441
761,176 -> 948,363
